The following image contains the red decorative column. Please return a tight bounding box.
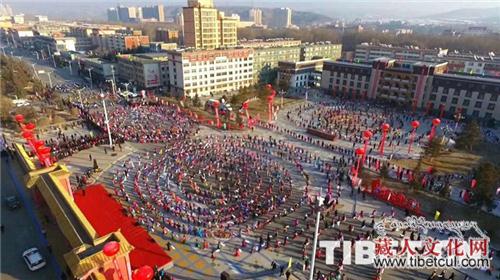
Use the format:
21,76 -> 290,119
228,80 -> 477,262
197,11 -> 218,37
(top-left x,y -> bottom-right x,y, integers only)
362,130 -> 373,164
378,123 -> 391,156
132,265 -> 154,280
408,120 -> 420,154
212,100 -> 221,128
103,241 -> 124,280
429,118 -> 441,142
354,148 -> 365,178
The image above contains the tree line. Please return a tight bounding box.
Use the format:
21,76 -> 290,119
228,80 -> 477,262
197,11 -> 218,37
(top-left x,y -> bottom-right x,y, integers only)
238,28 -> 500,54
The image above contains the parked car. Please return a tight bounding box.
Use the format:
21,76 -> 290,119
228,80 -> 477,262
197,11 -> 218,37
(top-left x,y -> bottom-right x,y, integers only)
5,196 -> 21,210
22,248 -> 46,271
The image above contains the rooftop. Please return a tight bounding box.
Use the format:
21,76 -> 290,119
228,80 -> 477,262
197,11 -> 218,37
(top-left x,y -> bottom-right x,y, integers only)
324,60 -> 372,68
436,73 -> 500,84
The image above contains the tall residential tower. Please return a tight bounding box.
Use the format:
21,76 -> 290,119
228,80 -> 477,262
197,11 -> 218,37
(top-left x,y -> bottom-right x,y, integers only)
183,0 -> 238,49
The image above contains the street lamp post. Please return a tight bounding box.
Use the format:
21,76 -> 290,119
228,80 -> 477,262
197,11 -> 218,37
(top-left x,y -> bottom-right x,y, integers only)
100,92 -> 113,148
111,65 -> 117,94
107,79 -> 116,95
31,63 -> 39,79
46,72 -> 53,88
308,197 -> 323,280
77,89 -> 83,108
51,54 -> 56,68
87,68 -> 93,89
280,90 -> 285,107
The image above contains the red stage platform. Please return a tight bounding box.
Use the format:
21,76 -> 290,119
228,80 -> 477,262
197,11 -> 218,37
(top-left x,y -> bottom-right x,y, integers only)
74,184 -> 172,269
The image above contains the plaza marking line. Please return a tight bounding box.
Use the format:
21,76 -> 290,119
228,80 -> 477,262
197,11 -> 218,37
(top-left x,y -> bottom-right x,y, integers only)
219,251 -> 245,274
5,158 -> 63,279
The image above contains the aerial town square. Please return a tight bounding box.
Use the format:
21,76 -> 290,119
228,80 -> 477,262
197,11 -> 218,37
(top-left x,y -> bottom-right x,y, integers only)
1,0 -> 500,280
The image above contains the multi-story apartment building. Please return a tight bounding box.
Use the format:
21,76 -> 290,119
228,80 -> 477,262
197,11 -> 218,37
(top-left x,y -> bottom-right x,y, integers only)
116,6 -> 140,23
320,58 -> 500,121
368,58 -> 448,108
156,28 -> 179,42
35,15 -> 49,22
253,42 -> 342,83
321,60 -> 373,98
182,0 -> 238,50
165,48 -> 254,97
107,8 -> 120,22
446,54 -> 500,77
278,59 -> 326,89
33,35 -> 76,53
142,5 -> 165,22
117,54 -> 161,90
354,43 -> 448,62
425,74 -> 499,120
11,14 -> 24,24
8,27 -> 34,47
253,46 -> 301,84
239,39 -> 301,48
272,8 -> 292,28
149,42 -> 178,52
300,42 -> 342,61
78,58 -> 117,83
92,33 -> 149,53
33,22 -> 71,36
249,8 -> 263,26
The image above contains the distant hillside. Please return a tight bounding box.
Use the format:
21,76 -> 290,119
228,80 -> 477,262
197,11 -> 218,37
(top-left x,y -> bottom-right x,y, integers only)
218,6 -> 333,27
423,7 -> 500,21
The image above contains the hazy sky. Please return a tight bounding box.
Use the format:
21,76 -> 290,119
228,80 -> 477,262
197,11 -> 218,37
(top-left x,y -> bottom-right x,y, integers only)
7,0 -> 500,20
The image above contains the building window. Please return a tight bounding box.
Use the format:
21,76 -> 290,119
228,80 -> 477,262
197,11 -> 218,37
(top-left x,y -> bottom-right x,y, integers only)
485,112 -> 492,119
462,100 -> 470,106
472,110 -> 479,117
491,95 -> 498,102
451,98 -> 458,105
465,91 -> 472,98
478,93 -> 484,100
474,101 -> 482,108
487,103 -> 495,110
440,96 -> 447,102
429,94 -> 436,101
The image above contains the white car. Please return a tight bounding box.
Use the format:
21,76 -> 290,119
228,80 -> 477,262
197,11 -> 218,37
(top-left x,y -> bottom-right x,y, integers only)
12,99 -> 30,107
22,248 -> 46,271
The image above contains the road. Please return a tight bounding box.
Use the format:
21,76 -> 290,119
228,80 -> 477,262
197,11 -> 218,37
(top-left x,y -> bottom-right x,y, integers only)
0,155 -> 58,280
3,45 -> 85,87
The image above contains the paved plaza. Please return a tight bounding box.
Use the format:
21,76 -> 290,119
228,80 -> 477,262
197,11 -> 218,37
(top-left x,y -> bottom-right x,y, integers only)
52,95 -> 499,280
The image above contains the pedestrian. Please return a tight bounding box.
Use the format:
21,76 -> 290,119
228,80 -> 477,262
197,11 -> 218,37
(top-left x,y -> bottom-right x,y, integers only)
89,153 -> 92,161
285,269 -> 291,280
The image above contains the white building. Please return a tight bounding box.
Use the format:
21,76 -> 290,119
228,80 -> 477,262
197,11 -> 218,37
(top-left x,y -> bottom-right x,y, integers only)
11,14 -> 24,24
273,8 -> 292,28
354,43 -> 448,63
166,48 -> 254,97
278,59 -> 326,89
249,8 -> 262,26
34,35 -> 76,53
117,54 -> 161,90
35,15 -> 49,22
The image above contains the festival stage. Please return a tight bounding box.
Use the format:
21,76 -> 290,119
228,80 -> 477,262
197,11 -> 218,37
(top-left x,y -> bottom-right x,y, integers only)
74,184 -> 173,270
